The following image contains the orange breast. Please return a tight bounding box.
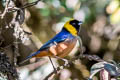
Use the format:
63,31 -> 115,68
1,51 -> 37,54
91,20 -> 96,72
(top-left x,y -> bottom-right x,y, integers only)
34,38 -> 77,58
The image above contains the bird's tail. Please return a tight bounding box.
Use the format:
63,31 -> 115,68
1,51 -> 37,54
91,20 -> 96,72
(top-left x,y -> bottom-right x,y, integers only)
18,50 -> 40,65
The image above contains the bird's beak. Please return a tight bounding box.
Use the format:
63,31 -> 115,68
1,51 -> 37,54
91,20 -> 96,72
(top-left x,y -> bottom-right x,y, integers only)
78,21 -> 83,26
77,21 -> 83,35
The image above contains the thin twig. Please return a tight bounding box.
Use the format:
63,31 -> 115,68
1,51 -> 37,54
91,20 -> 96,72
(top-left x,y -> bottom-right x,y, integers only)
0,0 -> 10,19
44,68 -> 61,80
1,0 -> 42,15
80,54 -> 104,62
21,0 -> 42,9
48,56 -> 57,73
44,62 -> 68,80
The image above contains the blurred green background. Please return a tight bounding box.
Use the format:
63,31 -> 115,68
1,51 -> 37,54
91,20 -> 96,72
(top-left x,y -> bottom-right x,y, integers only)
18,0 -> 120,80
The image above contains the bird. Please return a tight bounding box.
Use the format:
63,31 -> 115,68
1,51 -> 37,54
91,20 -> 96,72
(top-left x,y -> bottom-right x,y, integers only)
19,19 -> 82,64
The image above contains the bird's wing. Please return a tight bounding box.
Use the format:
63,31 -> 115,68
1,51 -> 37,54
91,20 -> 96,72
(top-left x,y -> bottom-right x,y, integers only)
39,35 -> 67,51
26,32 -> 69,59
19,33 -> 68,65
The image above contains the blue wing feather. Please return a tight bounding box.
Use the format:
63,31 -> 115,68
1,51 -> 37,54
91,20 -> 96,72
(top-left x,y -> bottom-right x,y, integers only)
26,30 -> 73,59
39,32 -> 68,51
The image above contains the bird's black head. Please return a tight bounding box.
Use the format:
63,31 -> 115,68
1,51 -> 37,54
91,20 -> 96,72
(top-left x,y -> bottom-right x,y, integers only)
69,19 -> 82,31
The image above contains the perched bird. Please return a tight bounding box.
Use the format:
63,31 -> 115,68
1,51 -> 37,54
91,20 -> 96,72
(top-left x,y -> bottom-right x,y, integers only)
20,19 -> 82,64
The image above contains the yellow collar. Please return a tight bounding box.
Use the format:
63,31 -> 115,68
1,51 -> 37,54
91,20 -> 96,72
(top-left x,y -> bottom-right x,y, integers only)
64,21 -> 77,36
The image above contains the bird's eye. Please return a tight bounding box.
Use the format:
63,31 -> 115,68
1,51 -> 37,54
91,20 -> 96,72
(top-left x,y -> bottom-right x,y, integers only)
72,22 -> 76,25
